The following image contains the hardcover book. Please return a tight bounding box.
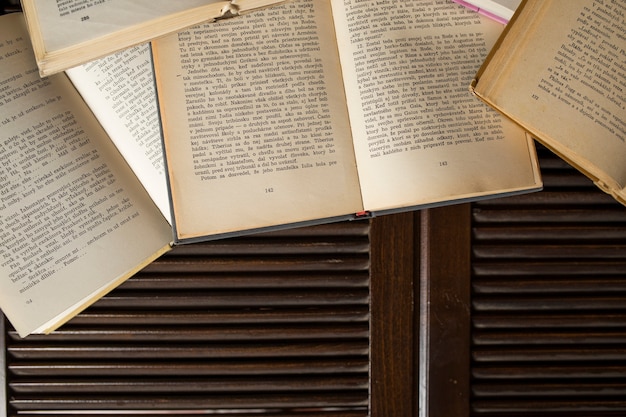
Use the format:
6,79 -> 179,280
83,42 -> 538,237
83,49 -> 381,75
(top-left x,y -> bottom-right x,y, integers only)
153,0 -> 542,243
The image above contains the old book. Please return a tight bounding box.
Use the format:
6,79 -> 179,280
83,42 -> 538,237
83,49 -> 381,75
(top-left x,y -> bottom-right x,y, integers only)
471,0 -> 626,206
152,0 -> 542,243
21,0 -> 287,76
0,13 -> 172,337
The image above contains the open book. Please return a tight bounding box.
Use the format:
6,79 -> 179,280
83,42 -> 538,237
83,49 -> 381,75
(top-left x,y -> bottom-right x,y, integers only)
152,0 -> 542,243
21,0 -> 287,76
471,0 -> 626,206
0,13 -> 172,337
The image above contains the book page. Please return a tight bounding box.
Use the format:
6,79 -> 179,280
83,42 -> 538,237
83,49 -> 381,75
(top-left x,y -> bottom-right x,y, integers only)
0,14 -> 172,337
66,44 -> 170,222
153,0 -> 363,240
331,0 -> 540,212
23,0 -> 290,75
474,1 -> 626,196
28,0 -> 217,51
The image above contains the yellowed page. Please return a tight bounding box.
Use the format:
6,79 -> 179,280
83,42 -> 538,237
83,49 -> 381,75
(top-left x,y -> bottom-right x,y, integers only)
0,14 -> 172,337
331,0 -> 541,212
29,0 -> 218,51
22,0 -> 287,75
473,0 -> 626,203
153,0 -> 363,241
66,44 -> 170,222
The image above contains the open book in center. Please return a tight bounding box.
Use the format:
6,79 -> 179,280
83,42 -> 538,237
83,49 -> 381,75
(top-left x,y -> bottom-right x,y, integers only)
152,0 -> 542,243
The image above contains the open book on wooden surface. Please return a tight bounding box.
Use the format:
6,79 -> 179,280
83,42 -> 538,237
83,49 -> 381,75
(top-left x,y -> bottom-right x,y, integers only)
152,0 -> 542,243
471,0 -> 626,206
0,13 -> 172,337
21,0 -> 288,76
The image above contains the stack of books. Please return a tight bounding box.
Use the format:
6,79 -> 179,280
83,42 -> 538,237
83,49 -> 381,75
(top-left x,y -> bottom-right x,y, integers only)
1,0 -> 623,337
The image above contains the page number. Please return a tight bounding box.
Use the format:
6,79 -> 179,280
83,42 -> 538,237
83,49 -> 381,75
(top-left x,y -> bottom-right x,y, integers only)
81,15 -> 90,21
439,161 -> 448,167
265,187 -> 274,193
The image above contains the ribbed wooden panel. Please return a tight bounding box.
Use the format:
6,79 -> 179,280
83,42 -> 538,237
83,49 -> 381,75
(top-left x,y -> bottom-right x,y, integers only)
3,222 -> 371,416
471,146 -> 626,416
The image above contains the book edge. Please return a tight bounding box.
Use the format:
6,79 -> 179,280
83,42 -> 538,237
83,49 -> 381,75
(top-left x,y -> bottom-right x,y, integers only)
25,0 -> 287,76
19,243 -> 172,338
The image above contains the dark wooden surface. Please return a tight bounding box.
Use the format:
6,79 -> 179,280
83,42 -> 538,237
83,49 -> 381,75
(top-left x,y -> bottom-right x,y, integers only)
370,212 -> 417,417
470,148 -> 626,416
419,205 -> 471,417
2,223 -> 372,416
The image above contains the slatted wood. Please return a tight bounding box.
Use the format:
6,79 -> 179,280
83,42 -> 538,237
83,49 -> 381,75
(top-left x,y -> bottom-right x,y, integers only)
471,145 -> 626,416
2,221 -> 371,416
370,212 -> 417,417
